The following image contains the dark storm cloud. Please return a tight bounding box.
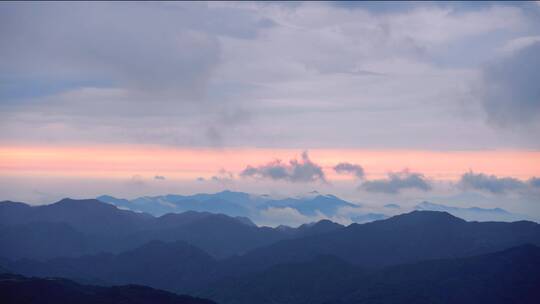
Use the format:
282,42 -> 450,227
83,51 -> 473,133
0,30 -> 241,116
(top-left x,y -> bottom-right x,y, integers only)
334,162 -> 365,179
241,151 -> 326,183
481,41 -> 540,126
361,170 -> 432,194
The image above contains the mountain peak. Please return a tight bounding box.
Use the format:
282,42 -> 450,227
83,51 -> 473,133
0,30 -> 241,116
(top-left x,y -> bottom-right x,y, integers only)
217,190 -> 235,194
297,219 -> 344,235
0,200 -> 30,208
408,209 -> 462,218
52,198 -> 124,212
310,219 -> 344,230
385,210 -> 466,226
56,198 -> 107,205
96,194 -> 119,201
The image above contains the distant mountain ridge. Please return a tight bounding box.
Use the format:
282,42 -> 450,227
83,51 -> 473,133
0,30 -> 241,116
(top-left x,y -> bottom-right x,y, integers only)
415,201 -> 529,222
96,191 -> 529,225
96,191 -> 382,225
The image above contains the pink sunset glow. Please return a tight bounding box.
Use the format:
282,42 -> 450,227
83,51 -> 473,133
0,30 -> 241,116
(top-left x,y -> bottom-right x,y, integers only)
1,145 -> 538,181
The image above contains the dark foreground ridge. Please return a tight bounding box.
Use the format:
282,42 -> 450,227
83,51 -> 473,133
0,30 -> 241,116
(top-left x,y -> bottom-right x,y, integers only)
200,244 -> 540,304
0,273 -> 215,304
3,245 -> 538,304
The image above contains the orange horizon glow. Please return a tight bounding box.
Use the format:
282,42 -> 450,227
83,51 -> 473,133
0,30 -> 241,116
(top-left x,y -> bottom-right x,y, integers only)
1,145 -> 539,181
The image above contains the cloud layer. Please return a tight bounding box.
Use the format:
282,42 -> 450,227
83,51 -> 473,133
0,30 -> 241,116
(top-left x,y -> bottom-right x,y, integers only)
1,2 -> 539,149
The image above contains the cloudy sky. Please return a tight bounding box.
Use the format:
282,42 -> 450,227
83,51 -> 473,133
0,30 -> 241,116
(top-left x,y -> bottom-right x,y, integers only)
0,2 -> 539,218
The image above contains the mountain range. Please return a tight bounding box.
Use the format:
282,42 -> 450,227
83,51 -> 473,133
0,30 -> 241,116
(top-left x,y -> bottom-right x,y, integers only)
1,196 -> 539,303
97,190 -> 530,225
415,201 -> 530,222
97,191 -> 384,225
0,198 -> 344,260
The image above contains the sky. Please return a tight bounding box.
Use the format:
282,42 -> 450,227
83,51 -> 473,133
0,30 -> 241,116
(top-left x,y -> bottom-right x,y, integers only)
0,1 -> 539,219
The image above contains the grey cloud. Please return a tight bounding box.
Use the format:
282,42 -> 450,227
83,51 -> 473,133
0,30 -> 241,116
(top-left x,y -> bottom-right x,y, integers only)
154,175 -> 166,180
127,175 -> 146,187
203,107 -> 253,147
205,126 -> 224,147
334,162 -> 365,179
241,151 -> 326,183
481,41 -> 540,126
195,170 -> 234,184
211,169 -> 234,183
458,171 -> 525,194
0,2 -> 276,147
0,2 -> 270,112
529,177 -> 540,188
0,2 -> 537,150
361,170 -> 431,194
0,3 -> 219,99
